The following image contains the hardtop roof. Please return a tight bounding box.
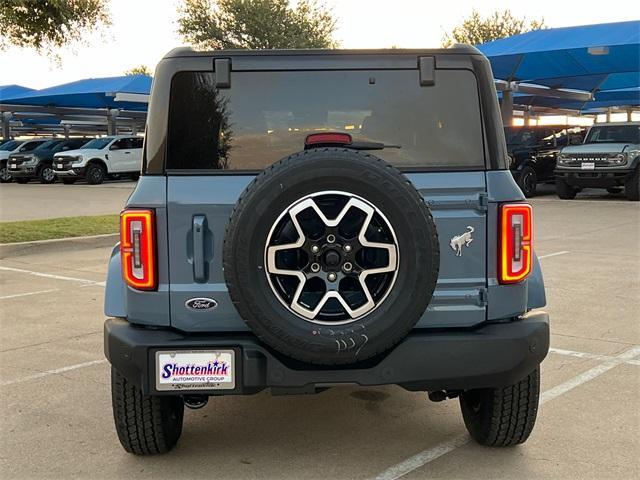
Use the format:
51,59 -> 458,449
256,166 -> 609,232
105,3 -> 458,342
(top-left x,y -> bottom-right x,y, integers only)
162,45 -> 482,60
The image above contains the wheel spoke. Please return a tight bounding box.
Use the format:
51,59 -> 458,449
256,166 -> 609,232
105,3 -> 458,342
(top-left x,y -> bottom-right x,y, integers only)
265,191 -> 399,324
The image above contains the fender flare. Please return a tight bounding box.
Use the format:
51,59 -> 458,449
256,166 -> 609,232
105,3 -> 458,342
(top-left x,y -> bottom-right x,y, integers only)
527,253 -> 546,310
104,243 -> 126,317
87,158 -> 108,170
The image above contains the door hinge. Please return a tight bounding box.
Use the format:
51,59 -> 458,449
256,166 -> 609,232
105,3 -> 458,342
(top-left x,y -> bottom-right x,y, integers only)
477,193 -> 488,212
214,58 -> 231,88
477,288 -> 488,306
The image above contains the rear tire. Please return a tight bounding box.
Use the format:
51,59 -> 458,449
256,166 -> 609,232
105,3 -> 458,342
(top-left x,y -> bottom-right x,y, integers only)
517,166 -> 537,197
86,163 -> 106,185
555,178 -> 577,199
111,368 -> 184,455
460,368 -> 540,447
61,178 -> 77,185
625,167 -> 639,201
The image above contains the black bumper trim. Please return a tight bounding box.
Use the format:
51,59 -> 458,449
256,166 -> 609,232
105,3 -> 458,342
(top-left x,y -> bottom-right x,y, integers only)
104,312 -> 550,395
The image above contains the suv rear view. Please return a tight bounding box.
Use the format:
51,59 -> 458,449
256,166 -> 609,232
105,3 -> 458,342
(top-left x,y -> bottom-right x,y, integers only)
104,47 -> 549,454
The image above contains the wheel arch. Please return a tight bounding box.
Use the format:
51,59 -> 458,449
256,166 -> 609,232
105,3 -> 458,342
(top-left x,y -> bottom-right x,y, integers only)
87,157 -> 108,170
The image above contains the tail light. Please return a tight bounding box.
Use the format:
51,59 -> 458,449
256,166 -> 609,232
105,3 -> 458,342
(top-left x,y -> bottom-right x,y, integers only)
305,132 -> 352,147
120,209 -> 156,290
499,203 -> 533,284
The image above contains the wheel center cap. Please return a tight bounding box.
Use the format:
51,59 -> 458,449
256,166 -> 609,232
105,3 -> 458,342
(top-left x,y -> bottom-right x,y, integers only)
324,249 -> 341,267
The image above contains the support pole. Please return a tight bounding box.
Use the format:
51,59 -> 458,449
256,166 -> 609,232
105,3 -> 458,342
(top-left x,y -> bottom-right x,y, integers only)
2,112 -> 12,139
63,125 -> 70,138
606,108 -> 612,123
501,89 -> 514,126
107,109 -> 119,135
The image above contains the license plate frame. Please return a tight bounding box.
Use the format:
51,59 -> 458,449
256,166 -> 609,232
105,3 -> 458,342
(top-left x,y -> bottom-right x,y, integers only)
155,349 -> 236,392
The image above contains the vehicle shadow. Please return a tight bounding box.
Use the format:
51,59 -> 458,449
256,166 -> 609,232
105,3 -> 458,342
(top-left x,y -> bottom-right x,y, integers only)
112,386 -> 473,479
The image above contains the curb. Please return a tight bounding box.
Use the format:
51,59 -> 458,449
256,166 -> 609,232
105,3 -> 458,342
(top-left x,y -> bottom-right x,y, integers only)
0,233 -> 119,258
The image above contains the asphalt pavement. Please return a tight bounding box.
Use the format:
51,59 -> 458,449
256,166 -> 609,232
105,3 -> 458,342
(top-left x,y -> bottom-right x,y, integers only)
0,191 -> 638,479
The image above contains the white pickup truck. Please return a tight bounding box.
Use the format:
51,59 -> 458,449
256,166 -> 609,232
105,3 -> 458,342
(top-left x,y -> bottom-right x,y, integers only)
53,135 -> 143,184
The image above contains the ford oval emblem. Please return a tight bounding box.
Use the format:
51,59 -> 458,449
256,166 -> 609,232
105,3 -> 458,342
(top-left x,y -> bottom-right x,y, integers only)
185,297 -> 218,311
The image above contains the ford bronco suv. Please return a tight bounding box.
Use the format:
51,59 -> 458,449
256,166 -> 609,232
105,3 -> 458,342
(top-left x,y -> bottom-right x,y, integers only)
506,125 -> 586,197
104,47 -> 550,455
555,122 -> 640,201
53,135 -> 143,184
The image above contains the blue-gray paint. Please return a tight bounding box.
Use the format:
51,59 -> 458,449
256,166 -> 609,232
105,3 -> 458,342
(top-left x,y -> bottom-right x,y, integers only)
106,169 -> 541,331
104,244 -> 126,318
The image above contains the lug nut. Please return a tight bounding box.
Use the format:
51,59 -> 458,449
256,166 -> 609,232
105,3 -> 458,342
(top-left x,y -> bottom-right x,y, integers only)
311,245 -> 320,254
327,272 -> 337,282
310,263 -> 320,273
342,262 -> 353,272
343,244 -> 352,253
327,234 -> 336,244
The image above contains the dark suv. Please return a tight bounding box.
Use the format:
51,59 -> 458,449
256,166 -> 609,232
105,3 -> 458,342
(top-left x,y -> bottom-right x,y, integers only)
506,126 -> 586,197
104,47 -> 549,454
8,138 -> 88,184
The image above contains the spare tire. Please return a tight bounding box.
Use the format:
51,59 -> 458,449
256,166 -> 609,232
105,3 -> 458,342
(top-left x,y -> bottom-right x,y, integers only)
224,148 -> 439,365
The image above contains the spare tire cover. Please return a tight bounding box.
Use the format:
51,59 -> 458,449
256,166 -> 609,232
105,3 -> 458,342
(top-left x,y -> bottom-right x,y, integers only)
224,148 -> 439,365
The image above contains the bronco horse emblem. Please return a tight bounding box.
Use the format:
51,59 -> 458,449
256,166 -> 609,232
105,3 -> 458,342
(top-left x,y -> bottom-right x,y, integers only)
450,226 -> 474,257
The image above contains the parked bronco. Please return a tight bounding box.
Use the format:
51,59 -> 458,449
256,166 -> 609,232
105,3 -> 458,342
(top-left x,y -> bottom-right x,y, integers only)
506,125 -> 586,197
555,122 -> 640,200
104,47 -> 550,455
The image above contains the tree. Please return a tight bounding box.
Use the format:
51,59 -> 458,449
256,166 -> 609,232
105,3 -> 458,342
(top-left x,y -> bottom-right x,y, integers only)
0,0 -> 111,53
125,65 -> 152,76
442,9 -> 545,47
177,0 -> 338,50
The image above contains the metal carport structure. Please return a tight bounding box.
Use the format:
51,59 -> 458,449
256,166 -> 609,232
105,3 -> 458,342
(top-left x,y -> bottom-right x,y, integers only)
478,21 -> 640,123
0,75 -> 151,139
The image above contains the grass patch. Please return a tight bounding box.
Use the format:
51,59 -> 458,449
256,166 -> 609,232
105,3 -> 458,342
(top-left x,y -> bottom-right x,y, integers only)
0,215 -> 119,243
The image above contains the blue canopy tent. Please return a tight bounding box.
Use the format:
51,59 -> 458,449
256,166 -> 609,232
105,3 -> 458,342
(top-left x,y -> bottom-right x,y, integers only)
0,74 -> 151,111
478,21 -> 640,120
0,84 -> 35,99
0,75 -> 151,137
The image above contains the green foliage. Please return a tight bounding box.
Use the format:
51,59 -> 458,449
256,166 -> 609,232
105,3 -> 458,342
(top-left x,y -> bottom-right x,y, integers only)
177,0 -> 338,49
124,65 -> 152,76
0,0 -> 111,52
442,9 -> 545,47
0,215 -> 118,243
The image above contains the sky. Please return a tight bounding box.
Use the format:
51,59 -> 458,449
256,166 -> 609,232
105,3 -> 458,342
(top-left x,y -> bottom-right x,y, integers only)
0,0 -> 636,89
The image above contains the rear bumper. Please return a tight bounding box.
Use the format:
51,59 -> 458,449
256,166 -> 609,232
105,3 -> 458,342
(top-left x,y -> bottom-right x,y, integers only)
105,312 -> 550,395
554,168 -> 634,187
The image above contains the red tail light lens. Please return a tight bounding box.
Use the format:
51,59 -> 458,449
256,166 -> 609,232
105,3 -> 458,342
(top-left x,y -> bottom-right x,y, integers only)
499,203 -> 533,284
120,209 -> 156,290
305,132 -> 352,146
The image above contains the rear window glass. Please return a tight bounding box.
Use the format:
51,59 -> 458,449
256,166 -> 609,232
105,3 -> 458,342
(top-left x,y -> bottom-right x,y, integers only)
167,69 -> 485,171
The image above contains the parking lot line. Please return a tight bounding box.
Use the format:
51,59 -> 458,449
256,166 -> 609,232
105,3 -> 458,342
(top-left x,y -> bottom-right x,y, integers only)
0,288 -> 59,300
538,251 -> 570,259
0,359 -> 107,387
549,347 -> 640,366
0,265 -> 105,286
373,344 -> 640,480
